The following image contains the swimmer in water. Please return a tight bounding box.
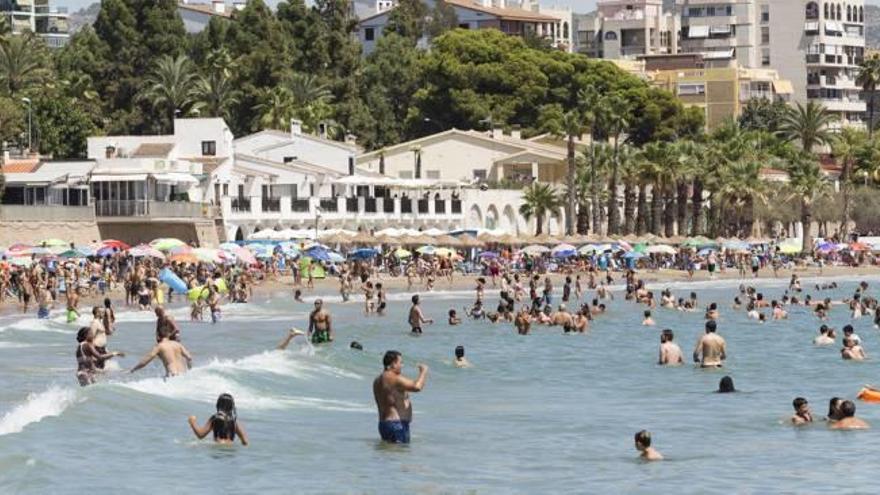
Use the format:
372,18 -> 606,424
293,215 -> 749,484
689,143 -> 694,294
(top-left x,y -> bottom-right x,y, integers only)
448,309 -> 462,326
453,345 -> 471,368
376,283 -> 387,316
642,310 -> 655,327
277,328 -> 306,350
408,295 -> 433,334
813,325 -> 835,346
693,320 -> 726,368
373,351 -> 428,444
350,341 -> 363,351
829,400 -> 870,430
790,397 -> 813,425
658,329 -> 683,366
717,376 -> 736,393
308,299 -> 333,344
188,393 -> 249,446
841,337 -> 866,361
826,397 -> 844,422
634,430 -> 663,461
130,327 -> 193,377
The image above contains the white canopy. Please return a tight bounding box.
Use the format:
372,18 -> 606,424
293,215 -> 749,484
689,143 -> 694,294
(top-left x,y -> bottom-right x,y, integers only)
153,173 -> 199,185
333,175 -> 466,189
688,25 -> 709,38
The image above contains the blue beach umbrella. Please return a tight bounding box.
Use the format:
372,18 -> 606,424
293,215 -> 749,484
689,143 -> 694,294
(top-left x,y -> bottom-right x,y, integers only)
350,248 -> 380,259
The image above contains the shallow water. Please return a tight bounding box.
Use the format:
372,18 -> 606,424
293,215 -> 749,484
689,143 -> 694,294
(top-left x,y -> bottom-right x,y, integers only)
1,276 -> 880,493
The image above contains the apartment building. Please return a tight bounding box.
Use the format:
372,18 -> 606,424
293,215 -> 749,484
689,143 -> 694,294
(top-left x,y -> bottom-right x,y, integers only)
768,0 -> 866,128
676,0 -> 760,67
356,0 -> 573,56
0,0 -> 68,48
576,0 -> 679,59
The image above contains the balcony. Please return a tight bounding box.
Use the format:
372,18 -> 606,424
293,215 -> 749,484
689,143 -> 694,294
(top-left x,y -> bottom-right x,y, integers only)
345,197 -> 359,212
451,199 -> 462,214
383,198 -> 395,213
291,198 -> 310,212
417,199 -> 429,214
364,197 -> 377,213
401,198 -> 413,214
434,199 -> 446,214
95,200 -> 208,218
231,198 -> 251,212
0,204 -> 95,222
262,198 -> 280,212
319,198 -> 338,213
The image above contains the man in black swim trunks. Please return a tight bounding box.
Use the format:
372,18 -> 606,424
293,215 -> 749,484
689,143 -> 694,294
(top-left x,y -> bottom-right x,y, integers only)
408,295 -> 432,334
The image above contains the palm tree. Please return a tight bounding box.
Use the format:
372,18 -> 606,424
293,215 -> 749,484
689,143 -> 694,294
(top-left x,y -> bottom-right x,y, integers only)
0,34 -> 47,97
194,48 -> 238,120
139,54 -> 199,132
639,142 -> 676,236
284,73 -> 334,134
519,183 -> 562,236
595,93 -> 630,235
253,87 -> 296,131
674,141 -> 702,236
557,110 -> 589,235
786,154 -> 830,252
618,145 -> 640,235
571,154 -> 592,235
779,101 -> 837,153
857,54 -> 880,137
580,143 -> 611,234
831,128 -> 867,237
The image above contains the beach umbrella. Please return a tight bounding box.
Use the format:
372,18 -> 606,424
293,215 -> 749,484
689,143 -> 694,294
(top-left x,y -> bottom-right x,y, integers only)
551,243 -> 577,258
623,251 -> 645,260
522,244 -> 550,256
8,257 -> 32,267
219,242 -> 240,251
479,251 -> 500,259
815,241 -> 837,252
723,240 -> 751,251
683,236 -> 713,248
697,247 -> 716,256
168,245 -> 194,256
434,247 -> 455,257
350,248 -> 380,259
170,253 -> 199,264
394,248 -> 412,258
578,244 -> 602,255
101,239 -> 130,250
58,249 -> 82,259
416,245 -> 437,255
193,248 -> 223,263
777,242 -> 801,254
457,234 -> 485,248
616,240 -> 633,252
96,246 -> 117,257
632,243 -> 648,253
232,246 -> 257,265
129,244 -> 165,259
646,244 -> 677,255
150,238 -> 186,251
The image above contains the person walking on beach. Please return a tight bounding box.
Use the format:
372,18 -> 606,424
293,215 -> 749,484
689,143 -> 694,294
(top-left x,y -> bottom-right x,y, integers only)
693,320 -> 726,368
409,295 -> 433,334
308,299 -> 334,344
373,350 -> 428,444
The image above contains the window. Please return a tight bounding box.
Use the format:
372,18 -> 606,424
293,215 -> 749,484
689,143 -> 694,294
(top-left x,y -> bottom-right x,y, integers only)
426,170 -> 441,179
677,83 -> 706,96
846,5 -> 851,21
836,4 -> 841,20
824,3 -> 829,18
805,2 -> 819,20
201,140 -> 216,156
762,49 -> 771,66
604,31 -> 617,41
364,27 -> 374,41
222,184 -> 229,196
860,6 -> 864,22
237,184 -> 244,198
725,5 -> 733,16
761,5 -> 769,22
473,169 -> 488,181
761,27 -> 770,44
399,171 -> 413,179
458,23 -> 469,29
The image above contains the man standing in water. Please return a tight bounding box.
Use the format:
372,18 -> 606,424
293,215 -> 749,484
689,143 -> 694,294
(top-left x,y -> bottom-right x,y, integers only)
693,320 -> 726,368
373,351 -> 428,444
308,299 -> 333,344
408,295 -> 433,334
155,307 -> 180,342
658,329 -> 683,366
130,327 -> 193,377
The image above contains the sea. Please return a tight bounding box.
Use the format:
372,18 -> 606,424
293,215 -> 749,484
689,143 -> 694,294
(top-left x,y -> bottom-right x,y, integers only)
1,275 -> 879,494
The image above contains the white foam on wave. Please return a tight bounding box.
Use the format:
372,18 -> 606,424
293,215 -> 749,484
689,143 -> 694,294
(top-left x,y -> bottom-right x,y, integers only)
0,342 -> 36,349
0,317 -> 75,335
117,369 -> 288,410
0,386 -> 79,436
204,347 -> 362,381
642,273 -> 880,292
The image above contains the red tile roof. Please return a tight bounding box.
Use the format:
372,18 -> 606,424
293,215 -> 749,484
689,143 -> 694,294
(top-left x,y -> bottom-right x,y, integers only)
1,159 -> 40,174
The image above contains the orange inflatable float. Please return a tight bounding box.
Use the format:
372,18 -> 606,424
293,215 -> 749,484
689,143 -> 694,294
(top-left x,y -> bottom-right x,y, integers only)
857,388 -> 880,403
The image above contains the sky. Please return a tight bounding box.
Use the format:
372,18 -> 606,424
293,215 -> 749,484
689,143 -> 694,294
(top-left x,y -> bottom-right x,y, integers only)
58,0 -> 880,18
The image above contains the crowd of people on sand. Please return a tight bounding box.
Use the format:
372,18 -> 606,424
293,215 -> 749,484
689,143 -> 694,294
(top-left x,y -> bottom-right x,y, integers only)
2,238 -> 879,455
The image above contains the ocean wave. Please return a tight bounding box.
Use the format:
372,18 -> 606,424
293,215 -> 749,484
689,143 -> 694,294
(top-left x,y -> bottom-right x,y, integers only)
117,370 -> 288,410
0,318 -> 75,335
203,347 -> 363,381
0,386 -> 79,436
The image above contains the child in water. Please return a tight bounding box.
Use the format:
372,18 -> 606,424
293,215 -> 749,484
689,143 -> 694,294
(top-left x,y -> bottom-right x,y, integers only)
188,393 -> 249,446
634,430 -> 663,461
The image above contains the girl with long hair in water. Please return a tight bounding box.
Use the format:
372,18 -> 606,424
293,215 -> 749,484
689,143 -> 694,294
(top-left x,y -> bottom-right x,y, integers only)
188,393 -> 249,445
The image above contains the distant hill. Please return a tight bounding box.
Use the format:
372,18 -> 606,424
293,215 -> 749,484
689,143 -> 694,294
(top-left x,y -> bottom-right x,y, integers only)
68,2 -> 98,32
867,5 -> 880,49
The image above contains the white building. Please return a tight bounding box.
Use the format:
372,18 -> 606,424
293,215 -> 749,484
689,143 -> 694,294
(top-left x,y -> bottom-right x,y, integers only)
576,0 -> 679,59
177,0 -> 240,33
676,0 -> 761,67
356,0 -> 573,56
1,0 -> 69,48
